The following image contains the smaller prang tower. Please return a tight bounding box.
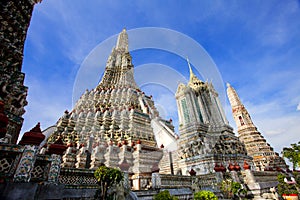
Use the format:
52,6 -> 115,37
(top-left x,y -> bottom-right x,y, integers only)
227,83 -> 287,171
175,61 -> 252,175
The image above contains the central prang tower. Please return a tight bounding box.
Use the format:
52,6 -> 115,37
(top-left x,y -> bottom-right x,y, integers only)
47,29 -> 178,190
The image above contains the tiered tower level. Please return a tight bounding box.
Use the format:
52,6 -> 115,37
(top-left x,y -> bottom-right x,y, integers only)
174,62 -> 252,175
0,0 -> 42,144
226,83 -> 286,171
47,29 -> 178,190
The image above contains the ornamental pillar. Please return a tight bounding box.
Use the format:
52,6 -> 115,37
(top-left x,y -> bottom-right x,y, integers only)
46,137 -> 66,183
47,154 -> 62,184
13,145 -> 39,182
14,122 -> 45,182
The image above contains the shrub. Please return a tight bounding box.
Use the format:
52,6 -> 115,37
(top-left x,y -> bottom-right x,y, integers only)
194,190 -> 218,200
154,190 -> 178,200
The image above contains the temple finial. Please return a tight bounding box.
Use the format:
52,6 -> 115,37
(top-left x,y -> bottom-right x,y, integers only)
186,57 -> 196,81
226,83 -> 242,108
186,57 -> 193,75
116,28 -> 128,52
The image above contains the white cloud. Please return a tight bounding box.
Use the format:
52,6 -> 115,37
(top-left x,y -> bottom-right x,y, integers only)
225,76 -> 300,155
255,114 -> 300,153
236,98 -> 300,153
20,77 -> 72,141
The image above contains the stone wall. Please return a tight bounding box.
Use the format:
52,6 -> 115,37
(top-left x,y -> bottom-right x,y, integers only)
242,169 -> 279,198
0,182 -> 98,200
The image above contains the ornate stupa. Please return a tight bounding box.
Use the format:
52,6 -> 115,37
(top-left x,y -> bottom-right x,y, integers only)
174,61 -> 252,175
226,83 -> 287,171
46,29 -> 178,190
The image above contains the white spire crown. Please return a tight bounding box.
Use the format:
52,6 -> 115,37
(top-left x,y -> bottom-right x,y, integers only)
116,28 -> 128,52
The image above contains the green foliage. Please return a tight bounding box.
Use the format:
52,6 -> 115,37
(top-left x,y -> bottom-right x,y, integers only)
220,179 -> 247,199
282,141 -> 300,170
231,181 -> 243,195
277,173 -> 299,195
94,165 -> 123,185
94,165 -> 124,200
293,171 -> 300,185
194,190 -> 218,200
154,190 -> 178,200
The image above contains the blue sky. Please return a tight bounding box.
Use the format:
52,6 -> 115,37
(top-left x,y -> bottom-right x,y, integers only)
22,0 -> 300,155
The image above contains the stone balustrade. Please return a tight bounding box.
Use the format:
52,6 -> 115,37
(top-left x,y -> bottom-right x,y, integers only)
193,172 -> 222,191
58,168 -> 98,189
152,173 -> 192,189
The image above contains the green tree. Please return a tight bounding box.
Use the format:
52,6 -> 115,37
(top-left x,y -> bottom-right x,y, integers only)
277,173 -> 298,196
194,190 -> 218,200
154,190 -> 178,200
282,141 -> 300,170
94,165 -> 124,200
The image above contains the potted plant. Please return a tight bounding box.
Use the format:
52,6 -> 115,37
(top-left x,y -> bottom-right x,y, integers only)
277,173 -> 299,200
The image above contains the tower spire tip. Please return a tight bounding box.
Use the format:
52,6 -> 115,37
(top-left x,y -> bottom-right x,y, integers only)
186,57 -> 194,75
116,28 -> 129,52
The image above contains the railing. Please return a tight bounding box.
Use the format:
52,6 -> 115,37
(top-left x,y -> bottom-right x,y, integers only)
59,168 -> 99,189
193,173 -> 221,191
152,173 -> 192,189
152,172 -> 223,190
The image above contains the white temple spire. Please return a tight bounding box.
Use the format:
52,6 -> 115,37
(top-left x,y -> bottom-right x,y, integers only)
186,57 -> 196,81
116,28 -> 128,52
226,82 -> 242,108
187,57 -> 192,74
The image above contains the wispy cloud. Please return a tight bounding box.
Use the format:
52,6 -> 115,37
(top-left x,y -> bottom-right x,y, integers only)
226,98 -> 300,154
20,77 -> 72,140
297,103 -> 300,111
228,93 -> 300,153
